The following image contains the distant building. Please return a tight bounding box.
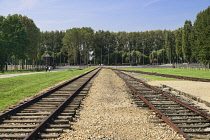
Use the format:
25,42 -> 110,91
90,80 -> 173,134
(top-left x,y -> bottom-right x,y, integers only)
44,53 -> 53,66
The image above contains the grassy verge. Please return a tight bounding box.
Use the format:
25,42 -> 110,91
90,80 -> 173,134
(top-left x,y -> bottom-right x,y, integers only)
0,67 -> 95,111
122,68 -> 210,79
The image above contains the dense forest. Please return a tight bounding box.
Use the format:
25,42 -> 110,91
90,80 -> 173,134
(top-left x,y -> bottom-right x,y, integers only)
0,6 -> 210,70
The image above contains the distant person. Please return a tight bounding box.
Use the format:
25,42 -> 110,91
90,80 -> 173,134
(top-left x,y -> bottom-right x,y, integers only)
45,66 -> 48,72
48,66 -> 51,72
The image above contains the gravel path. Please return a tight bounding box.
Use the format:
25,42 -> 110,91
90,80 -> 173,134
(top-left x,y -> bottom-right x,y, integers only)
147,80 -> 210,115
148,81 -> 210,103
60,69 -> 184,140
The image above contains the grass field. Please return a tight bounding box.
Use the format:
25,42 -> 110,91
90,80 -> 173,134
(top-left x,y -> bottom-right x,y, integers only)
121,68 -> 210,80
0,67 -> 95,111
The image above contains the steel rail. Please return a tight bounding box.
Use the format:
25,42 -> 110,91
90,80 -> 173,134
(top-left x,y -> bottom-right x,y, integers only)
0,68 -> 98,121
115,69 -> 210,82
24,68 -> 100,140
114,70 -> 209,140
121,70 -> 210,120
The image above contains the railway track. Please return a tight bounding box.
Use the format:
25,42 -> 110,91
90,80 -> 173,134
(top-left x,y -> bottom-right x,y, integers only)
0,68 -> 100,140
114,69 -> 210,140
115,69 -> 210,82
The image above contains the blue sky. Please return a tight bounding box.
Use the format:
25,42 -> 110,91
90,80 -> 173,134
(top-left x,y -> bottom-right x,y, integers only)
0,0 -> 209,32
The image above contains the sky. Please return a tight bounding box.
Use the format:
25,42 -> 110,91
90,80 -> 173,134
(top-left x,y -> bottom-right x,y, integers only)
0,0 -> 209,32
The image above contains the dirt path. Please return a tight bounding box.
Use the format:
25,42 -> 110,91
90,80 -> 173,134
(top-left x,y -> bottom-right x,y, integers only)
148,81 -> 210,103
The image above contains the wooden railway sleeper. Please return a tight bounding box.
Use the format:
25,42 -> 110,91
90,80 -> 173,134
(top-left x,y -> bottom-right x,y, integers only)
114,69 -> 210,140
23,68 -> 100,140
0,68 -> 100,140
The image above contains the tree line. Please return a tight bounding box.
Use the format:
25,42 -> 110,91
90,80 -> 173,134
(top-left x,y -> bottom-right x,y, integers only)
0,14 -> 40,70
0,6 -> 210,71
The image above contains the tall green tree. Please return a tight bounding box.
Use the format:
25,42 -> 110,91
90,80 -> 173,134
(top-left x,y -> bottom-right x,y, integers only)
93,30 -> 106,65
175,27 -> 183,63
62,27 -> 94,65
182,20 -> 193,63
80,27 -> 94,64
16,15 -> 41,68
115,31 -> 128,64
0,15 -> 5,70
1,14 -> 29,69
53,30 -> 65,64
61,30 -> 74,64
18,15 -> 40,63
194,6 -> 210,65
41,30 -> 65,65
165,30 -> 175,64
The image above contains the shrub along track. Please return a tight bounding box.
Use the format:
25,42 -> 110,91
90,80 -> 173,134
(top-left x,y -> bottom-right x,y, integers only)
0,68 -> 100,140
114,69 -> 210,140
116,69 -> 210,82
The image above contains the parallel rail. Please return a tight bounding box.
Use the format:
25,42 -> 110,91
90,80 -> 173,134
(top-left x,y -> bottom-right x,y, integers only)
114,70 -> 210,140
115,69 -> 210,82
0,68 -> 100,139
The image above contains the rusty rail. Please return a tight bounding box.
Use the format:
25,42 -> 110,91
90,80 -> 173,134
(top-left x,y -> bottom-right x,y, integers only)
115,69 -> 210,82
24,68 -> 100,140
114,70 -> 210,140
124,71 -> 210,120
0,68 -> 100,139
0,68 -> 97,120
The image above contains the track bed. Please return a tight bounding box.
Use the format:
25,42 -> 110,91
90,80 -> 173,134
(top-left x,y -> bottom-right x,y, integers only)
0,68 -> 100,139
114,69 -> 210,140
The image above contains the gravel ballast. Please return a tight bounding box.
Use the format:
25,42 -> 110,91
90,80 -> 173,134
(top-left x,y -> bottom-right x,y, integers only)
148,80 -> 210,103
60,69 -> 184,140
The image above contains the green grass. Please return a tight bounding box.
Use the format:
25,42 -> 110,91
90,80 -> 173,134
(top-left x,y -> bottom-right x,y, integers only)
122,68 -> 210,80
0,67 -> 95,111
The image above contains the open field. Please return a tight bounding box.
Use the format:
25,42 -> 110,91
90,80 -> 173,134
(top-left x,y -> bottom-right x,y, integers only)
0,67 -> 95,111
121,68 -> 210,80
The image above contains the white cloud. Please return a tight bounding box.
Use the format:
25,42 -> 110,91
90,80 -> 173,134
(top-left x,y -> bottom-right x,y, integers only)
0,0 -> 39,16
143,0 -> 162,8
18,0 -> 38,10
